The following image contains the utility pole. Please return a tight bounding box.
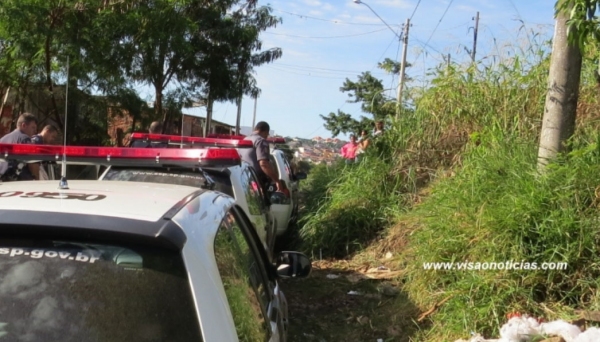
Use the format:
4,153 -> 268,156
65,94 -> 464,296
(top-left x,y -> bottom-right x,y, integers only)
537,9 -> 582,170
235,95 -> 242,135
251,97 -> 257,129
396,18 -> 410,119
471,11 -> 479,62
447,53 -> 451,69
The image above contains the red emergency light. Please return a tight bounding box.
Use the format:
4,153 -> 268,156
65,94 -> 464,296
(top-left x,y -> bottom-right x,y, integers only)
0,144 -> 241,167
267,137 -> 286,144
207,134 -> 247,139
206,133 -> 286,144
129,133 -> 253,148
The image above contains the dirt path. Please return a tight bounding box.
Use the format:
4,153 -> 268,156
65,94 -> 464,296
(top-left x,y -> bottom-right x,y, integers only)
279,260 -> 422,342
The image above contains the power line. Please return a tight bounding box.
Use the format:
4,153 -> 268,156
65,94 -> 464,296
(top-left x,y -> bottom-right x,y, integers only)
369,33 -> 399,74
390,27 -> 402,96
412,38 -> 444,56
304,124 -> 327,139
410,0 -> 455,66
264,66 -> 348,79
409,0 -> 422,20
273,8 -> 401,28
263,27 -> 389,39
272,62 -> 387,76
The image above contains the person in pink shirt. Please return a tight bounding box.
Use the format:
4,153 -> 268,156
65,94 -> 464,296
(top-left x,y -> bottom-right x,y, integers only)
340,134 -> 360,164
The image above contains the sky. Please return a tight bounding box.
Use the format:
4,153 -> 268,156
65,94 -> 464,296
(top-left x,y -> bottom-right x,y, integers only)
182,0 -> 556,139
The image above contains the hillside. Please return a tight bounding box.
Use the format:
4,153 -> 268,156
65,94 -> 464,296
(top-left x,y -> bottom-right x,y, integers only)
282,39 -> 600,341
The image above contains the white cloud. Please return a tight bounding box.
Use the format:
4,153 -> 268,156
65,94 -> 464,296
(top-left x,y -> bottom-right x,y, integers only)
322,3 -> 336,12
302,0 -> 322,7
372,0 -> 412,9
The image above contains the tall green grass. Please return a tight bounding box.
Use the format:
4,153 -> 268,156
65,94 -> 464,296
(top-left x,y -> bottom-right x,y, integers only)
299,156 -> 402,257
396,39 -> 600,340
402,130 -> 600,340
298,32 -> 600,339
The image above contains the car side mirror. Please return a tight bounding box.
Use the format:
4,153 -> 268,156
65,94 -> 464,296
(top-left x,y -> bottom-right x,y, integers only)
294,172 -> 307,180
275,251 -> 312,278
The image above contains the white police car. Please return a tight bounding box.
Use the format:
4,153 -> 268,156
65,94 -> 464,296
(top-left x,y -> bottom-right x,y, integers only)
267,141 -> 306,234
0,144 -> 311,341
117,133 -> 278,257
207,135 -> 307,236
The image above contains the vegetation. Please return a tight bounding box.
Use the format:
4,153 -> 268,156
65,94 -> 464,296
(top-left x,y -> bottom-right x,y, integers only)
297,18 -> 600,339
0,0 -> 280,143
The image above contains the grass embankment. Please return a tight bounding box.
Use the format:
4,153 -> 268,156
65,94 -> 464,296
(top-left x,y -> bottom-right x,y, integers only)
297,36 -> 600,341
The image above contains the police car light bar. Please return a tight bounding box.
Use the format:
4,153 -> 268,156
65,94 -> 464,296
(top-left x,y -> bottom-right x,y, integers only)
0,144 -> 241,167
267,137 -> 286,144
206,134 -> 286,144
129,133 -> 253,148
207,134 -> 247,139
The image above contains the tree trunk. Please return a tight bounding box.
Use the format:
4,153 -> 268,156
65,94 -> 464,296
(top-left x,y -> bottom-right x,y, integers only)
44,29 -> 62,130
537,11 -> 582,170
204,91 -> 213,137
155,84 -> 164,133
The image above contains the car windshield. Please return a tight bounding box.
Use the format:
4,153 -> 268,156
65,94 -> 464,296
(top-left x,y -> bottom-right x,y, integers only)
102,167 -> 234,197
102,168 -> 210,188
0,239 -> 202,341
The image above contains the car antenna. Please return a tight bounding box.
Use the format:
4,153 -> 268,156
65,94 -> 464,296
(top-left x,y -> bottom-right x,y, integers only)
58,56 -> 69,190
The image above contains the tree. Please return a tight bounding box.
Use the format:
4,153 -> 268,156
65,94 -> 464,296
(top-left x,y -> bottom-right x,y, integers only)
117,0 -> 199,130
320,71 -> 396,137
320,110 -> 374,137
538,0 -> 591,168
230,3 -> 282,134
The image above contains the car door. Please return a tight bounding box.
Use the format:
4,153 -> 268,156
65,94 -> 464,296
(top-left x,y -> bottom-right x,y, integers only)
280,155 -> 300,221
247,167 -> 277,259
239,167 -> 269,251
213,206 -> 287,342
267,154 -> 293,236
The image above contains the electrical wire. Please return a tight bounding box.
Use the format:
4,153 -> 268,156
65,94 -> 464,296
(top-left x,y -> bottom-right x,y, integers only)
409,0 -> 422,21
271,62 -> 387,76
389,27 -> 402,97
263,27 -> 390,39
273,8 -> 401,28
265,66 -> 348,79
410,0 -> 455,66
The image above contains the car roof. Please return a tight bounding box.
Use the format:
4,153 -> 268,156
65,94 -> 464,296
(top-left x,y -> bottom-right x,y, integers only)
0,180 -> 225,250
0,180 -> 202,222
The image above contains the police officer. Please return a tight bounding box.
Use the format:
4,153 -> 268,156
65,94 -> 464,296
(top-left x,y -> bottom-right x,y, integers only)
0,113 -> 39,180
239,121 -> 287,196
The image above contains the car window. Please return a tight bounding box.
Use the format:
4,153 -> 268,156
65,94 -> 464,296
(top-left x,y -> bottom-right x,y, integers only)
102,168 -> 212,188
247,168 -> 269,205
197,169 -> 234,197
241,169 -> 266,215
213,211 -> 271,342
0,239 -> 202,341
282,156 -> 294,179
268,155 -> 280,179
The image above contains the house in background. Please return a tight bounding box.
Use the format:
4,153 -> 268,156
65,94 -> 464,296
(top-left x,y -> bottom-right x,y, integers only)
0,86 -> 66,138
109,110 -> 235,146
0,86 -> 235,146
180,114 -> 235,136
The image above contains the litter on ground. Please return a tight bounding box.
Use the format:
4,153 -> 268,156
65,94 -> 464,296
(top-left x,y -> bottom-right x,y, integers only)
454,314 -> 600,342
